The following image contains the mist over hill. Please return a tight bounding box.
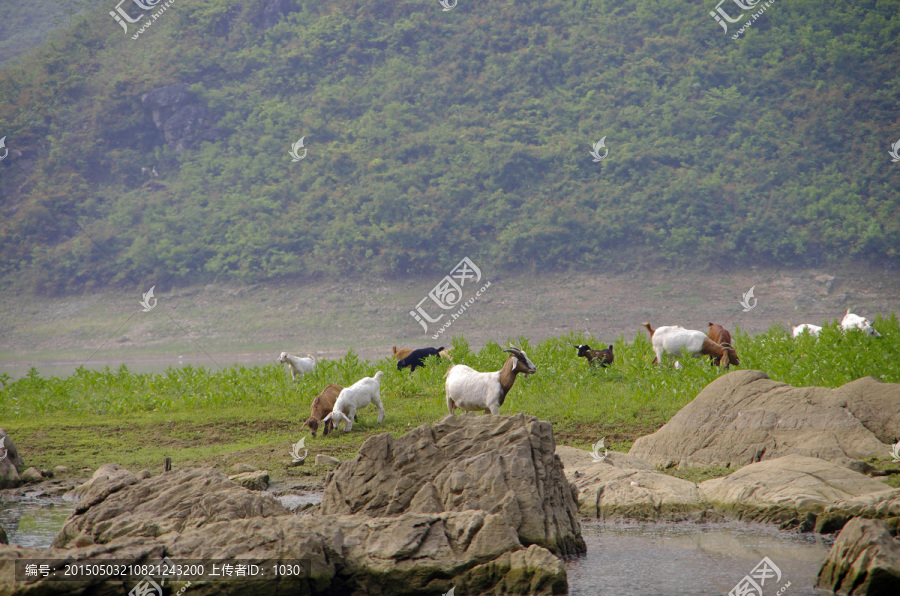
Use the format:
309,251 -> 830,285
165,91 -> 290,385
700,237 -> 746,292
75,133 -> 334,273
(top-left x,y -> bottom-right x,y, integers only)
0,0 -> 898,295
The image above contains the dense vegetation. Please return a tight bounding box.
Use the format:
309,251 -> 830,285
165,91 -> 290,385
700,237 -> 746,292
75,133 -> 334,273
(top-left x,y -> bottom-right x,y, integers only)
4,316 -> 898,424
1,0 -> 899,294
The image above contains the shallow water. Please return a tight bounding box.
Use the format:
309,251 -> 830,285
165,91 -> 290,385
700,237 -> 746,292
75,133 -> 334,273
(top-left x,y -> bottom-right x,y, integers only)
567,521 -> 832,595
0,497 -> 75,548
2,499 -> 835,595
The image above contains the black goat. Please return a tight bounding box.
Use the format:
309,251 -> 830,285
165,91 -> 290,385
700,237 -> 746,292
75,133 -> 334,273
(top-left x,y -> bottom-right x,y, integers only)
397,346 -> 445,372
574,344 -> 614,367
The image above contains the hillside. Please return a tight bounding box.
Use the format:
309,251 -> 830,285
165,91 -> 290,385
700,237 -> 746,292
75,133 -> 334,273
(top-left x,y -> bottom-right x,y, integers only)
0,0 -> 899,295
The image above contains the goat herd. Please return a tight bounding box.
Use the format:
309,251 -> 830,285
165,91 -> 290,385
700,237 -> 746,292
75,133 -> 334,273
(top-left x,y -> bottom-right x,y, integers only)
277,309 -> 882,438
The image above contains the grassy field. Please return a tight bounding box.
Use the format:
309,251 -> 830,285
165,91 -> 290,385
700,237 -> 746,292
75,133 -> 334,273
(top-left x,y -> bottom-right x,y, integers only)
2,315 -> 899,484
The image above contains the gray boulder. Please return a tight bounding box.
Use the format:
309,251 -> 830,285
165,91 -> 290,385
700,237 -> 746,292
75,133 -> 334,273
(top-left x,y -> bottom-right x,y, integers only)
321,413 -> 586,557
556,446 -> 705,520
55,467 -> 287,548
228,469 -> 269,491
0,429 -> 24,489
816,487 -> 900,534
630,370 -> 897,468
699,455 -> 892,528
816,517 -> 900,594
2,463 -> 567,595
19,467 -> 42,484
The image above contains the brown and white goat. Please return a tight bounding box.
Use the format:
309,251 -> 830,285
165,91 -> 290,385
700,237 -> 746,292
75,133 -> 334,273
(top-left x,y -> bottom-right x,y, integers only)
304,384 -> 343,437
445,347 -> 537,415
574,344 -> 614,367
642,322 -> 738,368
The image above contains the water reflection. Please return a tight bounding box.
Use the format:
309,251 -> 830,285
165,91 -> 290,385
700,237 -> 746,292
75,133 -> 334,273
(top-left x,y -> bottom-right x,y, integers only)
566,521 -> 832,596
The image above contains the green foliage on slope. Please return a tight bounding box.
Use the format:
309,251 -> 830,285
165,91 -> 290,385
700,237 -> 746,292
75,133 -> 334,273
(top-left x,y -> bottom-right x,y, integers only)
1,0 -> 899,294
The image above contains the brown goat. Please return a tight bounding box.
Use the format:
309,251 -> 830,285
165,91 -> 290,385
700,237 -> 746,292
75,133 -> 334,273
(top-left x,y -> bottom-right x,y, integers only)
304,384 -> 343,437
707,322 -> 739,366
392,346 -> 414,361
574,344 -> 614,367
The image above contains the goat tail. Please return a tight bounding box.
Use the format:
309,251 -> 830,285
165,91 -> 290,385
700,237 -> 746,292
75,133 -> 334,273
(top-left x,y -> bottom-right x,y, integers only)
641,322 -> 654,336
373,370 -> 384,381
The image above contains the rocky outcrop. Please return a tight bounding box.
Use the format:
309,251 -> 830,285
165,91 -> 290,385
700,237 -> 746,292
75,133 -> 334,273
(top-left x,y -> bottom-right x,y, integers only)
816,517 -> 900,594
321,414 -> 585,557
54,467 -> 288,547
228,469 -> 269,491
556,447 -> 705,521
141,84 -> 210,151
699,455 -> 892,529
2,509 -> 566,595
816,487 -> 900,534
0,429 -> 24,489
629,370 -> 897,468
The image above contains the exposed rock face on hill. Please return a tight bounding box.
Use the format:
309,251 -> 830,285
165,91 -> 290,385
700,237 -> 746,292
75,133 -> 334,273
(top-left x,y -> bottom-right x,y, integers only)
629,370 -> 897,468
141,84 -> 210,151
321,413 -> 586,558
816,517 -> 900,595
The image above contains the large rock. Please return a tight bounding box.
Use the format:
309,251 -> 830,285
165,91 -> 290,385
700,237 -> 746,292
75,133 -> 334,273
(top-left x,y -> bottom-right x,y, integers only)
2,465 -> 567,595
630,370 -> 897,468
556,447 -> 705,520
816,487 -> 900,534
699,455 -> 892,528
0,429 -> 24,489
55,467 -> 288,547
228,469 -> 269,491
321,414 -> 585,557
816,517 -> 900,594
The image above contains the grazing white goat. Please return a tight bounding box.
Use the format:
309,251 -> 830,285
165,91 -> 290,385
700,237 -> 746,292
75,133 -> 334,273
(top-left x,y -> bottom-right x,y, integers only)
277,352 -> 316,381
642,323 -> 738,368
791,323 -> 822,338
841,309 -> 881,337
445,347 -> 536,415
323,371 -> 385,433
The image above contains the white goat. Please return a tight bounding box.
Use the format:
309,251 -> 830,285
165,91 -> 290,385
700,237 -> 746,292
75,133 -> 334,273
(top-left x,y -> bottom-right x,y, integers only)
642,323 -> 738,368
791,323 -> 822,338
277,352 -> 316,381
323,371 -> 385,432
445,347 -> 536,415
841,309 -> 881,337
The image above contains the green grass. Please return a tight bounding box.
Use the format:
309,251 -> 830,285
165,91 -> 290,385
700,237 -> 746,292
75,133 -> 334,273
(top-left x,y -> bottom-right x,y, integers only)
2,314 -> 899,479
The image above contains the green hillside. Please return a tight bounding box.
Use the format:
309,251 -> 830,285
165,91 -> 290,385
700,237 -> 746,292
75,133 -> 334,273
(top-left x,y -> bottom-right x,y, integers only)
1,0 -> 898,294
